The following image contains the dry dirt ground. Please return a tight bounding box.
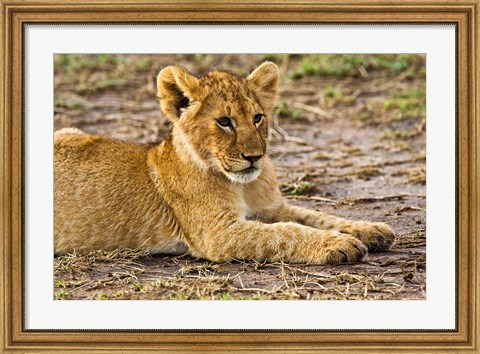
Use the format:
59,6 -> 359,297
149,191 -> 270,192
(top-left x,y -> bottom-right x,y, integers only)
54,54 -> 426,300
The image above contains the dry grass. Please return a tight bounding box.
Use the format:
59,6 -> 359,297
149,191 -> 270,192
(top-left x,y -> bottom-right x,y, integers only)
54,230 -> 426,300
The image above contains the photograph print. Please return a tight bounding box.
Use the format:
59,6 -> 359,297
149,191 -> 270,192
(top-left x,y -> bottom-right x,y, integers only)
53,53 -> 426,300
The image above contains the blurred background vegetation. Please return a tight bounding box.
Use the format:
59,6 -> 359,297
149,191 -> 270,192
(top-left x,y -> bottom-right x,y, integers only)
54,54 -> 426,143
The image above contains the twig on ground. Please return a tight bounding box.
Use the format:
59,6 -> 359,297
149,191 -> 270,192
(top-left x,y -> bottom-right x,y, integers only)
237,287 -> 275,294
271,113 -> 321,148
270,147 -> 322,158
370,156 -> 425,168
395,205 -> 423,212
291,102 -> 342,120
280,264 -> 333,280
358,65 -> 370,78
286,193 -> 425,205
68,280 -> 96,294
285,195 -> 338,204
350,67 -> 415,100
376,67 -> 415,91
341,193 -> 425,205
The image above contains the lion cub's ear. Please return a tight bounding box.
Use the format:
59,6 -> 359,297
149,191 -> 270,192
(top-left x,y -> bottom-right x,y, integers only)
157,66 -> 200,121
247,61 -> 279,114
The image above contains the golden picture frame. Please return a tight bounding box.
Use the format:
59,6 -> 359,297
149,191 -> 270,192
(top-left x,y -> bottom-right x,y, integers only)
1,0 -> 479,352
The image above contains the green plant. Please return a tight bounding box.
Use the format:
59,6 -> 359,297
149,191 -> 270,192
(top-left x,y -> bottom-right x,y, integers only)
290,182 -> 311,195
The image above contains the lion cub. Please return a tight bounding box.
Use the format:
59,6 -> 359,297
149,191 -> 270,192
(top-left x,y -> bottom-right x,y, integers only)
54,61 -> 395,264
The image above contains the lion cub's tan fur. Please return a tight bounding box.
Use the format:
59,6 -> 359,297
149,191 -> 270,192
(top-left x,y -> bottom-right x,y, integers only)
54,62 -> 395,264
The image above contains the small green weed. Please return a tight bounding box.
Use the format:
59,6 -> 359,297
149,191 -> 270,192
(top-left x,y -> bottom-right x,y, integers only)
290,182 -> 312,195
354,111 -> 372,122
275,100 -> 291,117
133,283 -> 146,293
54,289 -> 71,300
383,129 -> 411,140
383,86 -> 425,121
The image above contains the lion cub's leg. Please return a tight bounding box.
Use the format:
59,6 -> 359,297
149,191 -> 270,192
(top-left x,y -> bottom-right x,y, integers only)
198,220 -> 367,264
271,204 -> 395,252
244,160 -> 395,252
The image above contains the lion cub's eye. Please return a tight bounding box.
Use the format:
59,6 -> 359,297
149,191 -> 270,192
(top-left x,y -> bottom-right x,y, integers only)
253,114 -> 264,124
216,117 -> 233,129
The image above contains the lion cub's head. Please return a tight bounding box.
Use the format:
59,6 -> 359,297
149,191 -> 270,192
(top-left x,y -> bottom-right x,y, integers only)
157,62 -> 279,183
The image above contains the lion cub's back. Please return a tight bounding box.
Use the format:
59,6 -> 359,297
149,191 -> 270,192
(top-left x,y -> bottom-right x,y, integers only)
54,132 -> 175,254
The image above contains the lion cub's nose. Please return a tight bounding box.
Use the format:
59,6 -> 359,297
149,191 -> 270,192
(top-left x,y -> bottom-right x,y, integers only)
241,153 -> 263,163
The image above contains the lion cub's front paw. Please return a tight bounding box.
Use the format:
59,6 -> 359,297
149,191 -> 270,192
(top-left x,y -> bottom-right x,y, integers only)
319,233 -> 368,264
340,221 -> 395,252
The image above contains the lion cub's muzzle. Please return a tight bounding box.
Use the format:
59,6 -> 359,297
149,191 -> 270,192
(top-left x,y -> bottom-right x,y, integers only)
221,153 -> 265,183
